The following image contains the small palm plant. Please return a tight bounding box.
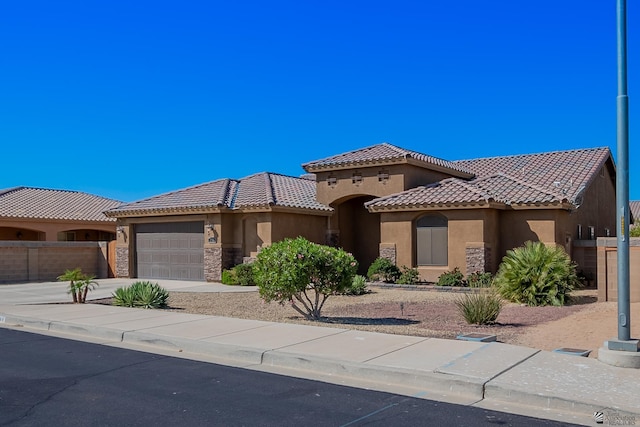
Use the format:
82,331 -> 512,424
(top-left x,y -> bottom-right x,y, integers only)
493,241 -> 580,306
57,268 -> 98,303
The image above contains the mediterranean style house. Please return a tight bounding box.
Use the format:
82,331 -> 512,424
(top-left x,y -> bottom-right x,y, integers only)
0,187 -> 120,241
105,143 -> 617,282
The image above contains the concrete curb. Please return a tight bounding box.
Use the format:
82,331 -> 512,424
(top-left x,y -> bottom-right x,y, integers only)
1,306 -> 639,423
261,350 -> 486,401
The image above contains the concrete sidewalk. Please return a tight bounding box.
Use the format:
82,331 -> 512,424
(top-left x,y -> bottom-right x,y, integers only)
1,300 -> 639,426
0,278 -> 256,305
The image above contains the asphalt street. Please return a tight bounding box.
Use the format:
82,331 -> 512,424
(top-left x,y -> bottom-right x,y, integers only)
0,328 -> 580,427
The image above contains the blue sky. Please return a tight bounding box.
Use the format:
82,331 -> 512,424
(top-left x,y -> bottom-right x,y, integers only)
1,1 -> 638,202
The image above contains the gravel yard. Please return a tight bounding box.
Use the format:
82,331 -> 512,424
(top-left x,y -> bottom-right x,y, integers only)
164,286 -> 599,348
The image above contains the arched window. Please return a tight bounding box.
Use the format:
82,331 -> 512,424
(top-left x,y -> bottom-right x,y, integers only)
416,214 -> 448,266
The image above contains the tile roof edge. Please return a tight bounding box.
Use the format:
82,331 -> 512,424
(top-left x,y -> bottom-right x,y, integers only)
0,186 -> 24,197
453,146 -> 611,163
110,178 -> 236,210
301,143 -> 387,169
0,186 -> 123,204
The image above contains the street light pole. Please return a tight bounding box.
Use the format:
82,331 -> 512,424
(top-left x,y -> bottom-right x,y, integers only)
598,0 -> 639,367
615,0 -> 631,343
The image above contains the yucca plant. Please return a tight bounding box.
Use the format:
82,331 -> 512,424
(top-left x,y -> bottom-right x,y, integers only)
455,290 -> 503,325
493,241 -> 580,306
112,281 -> 168,309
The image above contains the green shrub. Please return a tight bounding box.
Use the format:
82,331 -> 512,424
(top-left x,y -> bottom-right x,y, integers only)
631,226 -> 640,237
253,237 -> 358,320
222,264 -> 255,286
112,281 -> 169,309
437,267 -> 465,287
455,290 -> 503,325
493,241 -> 580,306
467,271 -> 493,288
397,266 -> 420,285
367,257 -> 401,283
342,275 -> 369,295
57,267 -> 98,303
234,263 -> 255,286
221,269 -> 238,285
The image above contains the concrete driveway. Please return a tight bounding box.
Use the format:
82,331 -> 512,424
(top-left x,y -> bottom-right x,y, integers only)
0,279 -> 257,305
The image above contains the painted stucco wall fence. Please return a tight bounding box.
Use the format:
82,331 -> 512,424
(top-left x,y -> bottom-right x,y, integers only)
597,237 -> 640,302
0,241 -> 109,283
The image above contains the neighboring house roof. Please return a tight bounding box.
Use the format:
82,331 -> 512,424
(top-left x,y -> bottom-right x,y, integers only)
302,143 -> 475,178
0,187 -> 122,222
367,147 -> 613,211
630,200 -> 640,224
106,172 -> 333,217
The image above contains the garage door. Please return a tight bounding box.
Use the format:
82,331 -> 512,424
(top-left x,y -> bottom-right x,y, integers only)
135,222 -> 204,281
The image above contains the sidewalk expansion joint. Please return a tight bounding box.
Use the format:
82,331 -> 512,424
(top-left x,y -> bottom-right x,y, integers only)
361,337 -> 431,364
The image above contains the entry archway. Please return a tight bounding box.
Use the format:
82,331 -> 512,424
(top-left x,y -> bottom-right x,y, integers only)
331,196 -> 380,275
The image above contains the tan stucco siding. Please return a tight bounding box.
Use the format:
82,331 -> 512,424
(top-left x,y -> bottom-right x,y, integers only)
270,212 -> 327,245
314,164 -> 452,206
380,208 -> 502,282
499,210 -> 557,254
567,164 -> 617,240
0,218 -> 116,241
380,212 -> 413,268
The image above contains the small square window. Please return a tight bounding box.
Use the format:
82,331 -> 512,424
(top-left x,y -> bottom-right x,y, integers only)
327,176 -> 337,187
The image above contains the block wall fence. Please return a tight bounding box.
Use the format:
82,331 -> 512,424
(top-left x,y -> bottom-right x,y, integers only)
0,241 -> 110,283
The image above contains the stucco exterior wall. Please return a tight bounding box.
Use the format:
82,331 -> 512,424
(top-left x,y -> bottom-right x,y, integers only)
499,209 -> 558,254
314,164 -> 451,206
565,164 -> 617,240
380,209 -> 500,283
270,212 -> 327,245
0,218 -> 115,241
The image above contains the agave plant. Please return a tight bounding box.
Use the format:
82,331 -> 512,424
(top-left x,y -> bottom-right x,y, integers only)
112,281 -> 168,309
493,241 -> 580,306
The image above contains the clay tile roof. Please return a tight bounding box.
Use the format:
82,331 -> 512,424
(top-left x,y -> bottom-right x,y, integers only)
367,147 -> 613,211
106,173 -> 332,216
0,187 -> 122,222
631,201 -> 640,224
365,178 -> 491,209
472,174 -> 564,205
454,147 -> 612,205
105,179 -> 237,215
302,143 -> 474,177
234,172 -> 331,211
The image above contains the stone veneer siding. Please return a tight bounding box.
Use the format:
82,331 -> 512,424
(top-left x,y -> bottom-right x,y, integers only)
115,247 -> 130,278
380,245 -> 397,265
465,246 -> 491,275
205,247 -> 243,282
204,247 -> 223,281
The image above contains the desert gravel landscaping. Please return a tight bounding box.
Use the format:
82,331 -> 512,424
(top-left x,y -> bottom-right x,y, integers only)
160,285 -> 632,359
